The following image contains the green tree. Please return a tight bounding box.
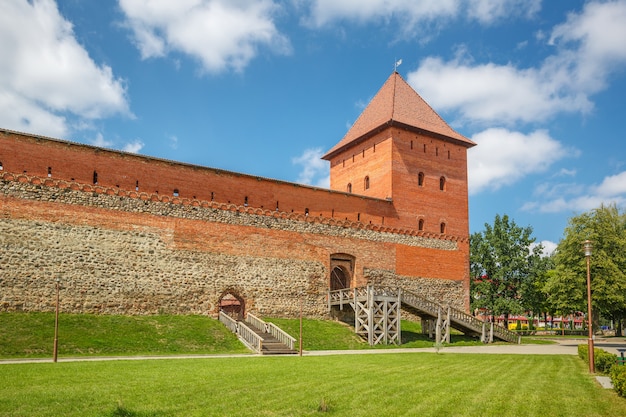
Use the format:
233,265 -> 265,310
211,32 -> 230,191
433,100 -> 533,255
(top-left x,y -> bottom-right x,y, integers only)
470,214 -> 544,327
547,204 -> 626,335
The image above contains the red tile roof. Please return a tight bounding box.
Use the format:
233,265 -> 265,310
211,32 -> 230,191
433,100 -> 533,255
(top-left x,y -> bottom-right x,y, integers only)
322,72 -> 475,160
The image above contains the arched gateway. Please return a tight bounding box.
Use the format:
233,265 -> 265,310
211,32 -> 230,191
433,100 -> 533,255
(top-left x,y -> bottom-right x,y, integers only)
218,291 -> 245,320
330,253 -> 355,290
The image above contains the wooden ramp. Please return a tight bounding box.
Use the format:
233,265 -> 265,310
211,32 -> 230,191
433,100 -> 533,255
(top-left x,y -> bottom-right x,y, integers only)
328,285 -> 520,346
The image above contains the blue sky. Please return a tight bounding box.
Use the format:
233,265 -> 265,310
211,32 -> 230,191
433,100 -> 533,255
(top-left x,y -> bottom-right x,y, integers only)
1,0 -> 626,253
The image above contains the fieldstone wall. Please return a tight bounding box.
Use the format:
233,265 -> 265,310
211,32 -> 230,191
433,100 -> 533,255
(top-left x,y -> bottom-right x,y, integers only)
0,174 -> 468,318
365,268 -> 465,311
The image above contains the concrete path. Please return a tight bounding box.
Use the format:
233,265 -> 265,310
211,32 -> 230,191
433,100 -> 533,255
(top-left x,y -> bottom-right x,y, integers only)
2,337 -> 625,365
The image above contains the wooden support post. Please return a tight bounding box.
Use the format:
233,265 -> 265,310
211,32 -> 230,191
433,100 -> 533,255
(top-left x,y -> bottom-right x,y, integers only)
436,307 -> 442,344
445,306 -> 451,343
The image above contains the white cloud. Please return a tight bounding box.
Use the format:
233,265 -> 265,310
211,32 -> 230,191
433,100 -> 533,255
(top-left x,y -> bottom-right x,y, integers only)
303,0 -> 540,30
292,147 -> 330,188
522,170 -> 626,213
89,132 -> 144,154
303,0 -> 459,29
595,171 -> 626,197
468,128 -> 572,195
406,0 -> 626,126
0,0 -> 129,138
531,240 -> 557,257
119,0 -> 291,74
549,0 -> 626,93
122,140 -> 144,154
467,0 -> 541,24
90,133 -> 114,148
407,56 -> 592,126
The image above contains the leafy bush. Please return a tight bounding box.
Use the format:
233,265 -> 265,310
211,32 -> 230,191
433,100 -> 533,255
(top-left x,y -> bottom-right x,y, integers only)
578,344 -> 588,361
611,366 -> 626,397
578,344 -> 618,375
596,350 -> 618,375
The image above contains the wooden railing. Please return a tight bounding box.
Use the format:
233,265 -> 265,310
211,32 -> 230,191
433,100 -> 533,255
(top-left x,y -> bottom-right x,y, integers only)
219,311 -> 264,353
247,313 -> 296,351
328,285 -> 520,344
267,322 -> 296,351
219,311 -> 238,333
237,321 -> 264,352
247,313 -> 267,332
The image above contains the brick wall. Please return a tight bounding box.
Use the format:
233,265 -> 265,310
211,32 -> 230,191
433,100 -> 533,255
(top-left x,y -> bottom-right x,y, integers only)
0,128 -> 471,317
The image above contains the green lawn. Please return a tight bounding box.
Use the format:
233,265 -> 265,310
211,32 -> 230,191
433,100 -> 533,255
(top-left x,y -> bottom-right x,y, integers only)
1,353 -> 624,416
0,312 -> 249,358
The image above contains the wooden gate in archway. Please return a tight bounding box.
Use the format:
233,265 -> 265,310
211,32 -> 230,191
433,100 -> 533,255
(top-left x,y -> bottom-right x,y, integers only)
218,291 -> 245,320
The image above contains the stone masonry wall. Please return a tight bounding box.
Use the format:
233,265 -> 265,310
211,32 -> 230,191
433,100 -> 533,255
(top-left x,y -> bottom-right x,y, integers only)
0,174 -> 468,317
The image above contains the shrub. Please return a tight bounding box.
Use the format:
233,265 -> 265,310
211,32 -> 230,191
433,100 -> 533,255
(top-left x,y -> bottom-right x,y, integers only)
611,365 -> 626,397
578,344 -> 618,375
596,349 -> 618,375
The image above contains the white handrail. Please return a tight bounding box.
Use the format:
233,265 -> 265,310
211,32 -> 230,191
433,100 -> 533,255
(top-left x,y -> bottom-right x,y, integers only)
247,313 -> 268,332
267,322 -> 296,350
238,321 -> 264,352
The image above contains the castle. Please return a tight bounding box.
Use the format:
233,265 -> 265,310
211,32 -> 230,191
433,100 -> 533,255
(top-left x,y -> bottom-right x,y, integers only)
0,72 -> 475,318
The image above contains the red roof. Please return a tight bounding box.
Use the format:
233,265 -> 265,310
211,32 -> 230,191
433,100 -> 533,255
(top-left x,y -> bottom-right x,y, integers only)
322,72 -> 475,160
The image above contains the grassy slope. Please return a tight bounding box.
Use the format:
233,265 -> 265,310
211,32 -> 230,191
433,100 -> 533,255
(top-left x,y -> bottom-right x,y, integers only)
1,313 -> 550,359
1,354 -> 625,416
0,312 -> 249,358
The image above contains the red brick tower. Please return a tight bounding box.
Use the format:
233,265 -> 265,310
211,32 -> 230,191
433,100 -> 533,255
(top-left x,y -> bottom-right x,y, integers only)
322,71 -> 475,238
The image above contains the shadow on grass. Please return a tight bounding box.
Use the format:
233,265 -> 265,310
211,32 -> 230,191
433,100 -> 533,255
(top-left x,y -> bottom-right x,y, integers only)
400,329 -> 483,347
107,404 -> 171,417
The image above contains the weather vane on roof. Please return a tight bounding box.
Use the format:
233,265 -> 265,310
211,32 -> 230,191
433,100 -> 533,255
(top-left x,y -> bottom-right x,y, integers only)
394,58 -> 402,72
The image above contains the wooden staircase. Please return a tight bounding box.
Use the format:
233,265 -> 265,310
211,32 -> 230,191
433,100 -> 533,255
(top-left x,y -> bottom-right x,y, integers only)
328,285 -> 520,345
219,312 -> 297,355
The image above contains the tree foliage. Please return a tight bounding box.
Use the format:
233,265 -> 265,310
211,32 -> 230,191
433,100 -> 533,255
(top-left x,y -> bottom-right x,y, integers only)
546,204 -> 626,324
470,214 -> 545,324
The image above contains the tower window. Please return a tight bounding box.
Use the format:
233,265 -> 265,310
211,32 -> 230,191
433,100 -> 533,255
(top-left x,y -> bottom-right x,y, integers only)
439,176 -> 446,191
364,176 -> 370,190
448,150 -> 451,159
347,183 -> 352,193
410,140 -> 413,150
244,196 -> 248,206
135,180 -> 139,191
436,147 -> 439,156
93,171 -> 98,185
0,161 -> 3,170
47,167 -> 52,177
418,219 -> 424,231
440,222 -> 446,234
423,144 -> 426,153
173,189 -> 180,197
418,172 -> 424,187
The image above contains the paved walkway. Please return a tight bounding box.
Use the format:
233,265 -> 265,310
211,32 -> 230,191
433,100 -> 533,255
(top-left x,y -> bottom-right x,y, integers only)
3,337 -> 625,365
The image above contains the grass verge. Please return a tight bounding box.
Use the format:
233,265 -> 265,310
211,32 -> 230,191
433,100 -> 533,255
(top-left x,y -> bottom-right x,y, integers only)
1,353 -> 624,416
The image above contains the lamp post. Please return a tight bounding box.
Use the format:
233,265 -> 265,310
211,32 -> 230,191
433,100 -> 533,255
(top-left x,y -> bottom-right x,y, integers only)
583,240 -> 594,373
53,278 -> 60,363
299,291 -> 303,357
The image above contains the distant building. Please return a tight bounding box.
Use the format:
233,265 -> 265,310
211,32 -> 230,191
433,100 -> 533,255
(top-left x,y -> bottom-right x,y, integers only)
0,72 -> 475,318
